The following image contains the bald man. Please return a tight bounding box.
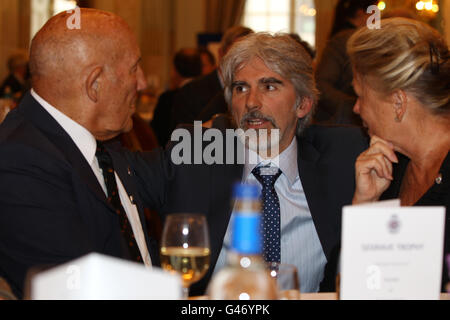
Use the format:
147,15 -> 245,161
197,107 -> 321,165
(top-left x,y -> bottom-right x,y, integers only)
0,9 -> 159,298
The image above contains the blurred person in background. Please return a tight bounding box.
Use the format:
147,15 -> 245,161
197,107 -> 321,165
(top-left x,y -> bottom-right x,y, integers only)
0,53 -> 30,122
170,26 -> 254,129
199,47 -> 217,76
314,0 -> 377,126
0,52 -> 30,102
348,18 -> 450,292
151,48 -> 203,147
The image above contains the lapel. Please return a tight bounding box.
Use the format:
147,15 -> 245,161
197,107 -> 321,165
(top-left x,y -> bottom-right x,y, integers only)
296,130 -> 333,256
19,92 -> 114,213
208,145 -> 244,271
296,131 -> 321,200
194,158 -> 242,295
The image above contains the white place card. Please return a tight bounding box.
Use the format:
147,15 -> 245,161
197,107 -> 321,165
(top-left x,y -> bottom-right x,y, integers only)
30,253 -> 182,300
340,206 -> 445,300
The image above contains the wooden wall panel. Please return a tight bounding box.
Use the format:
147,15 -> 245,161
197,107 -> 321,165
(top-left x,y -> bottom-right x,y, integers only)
0,0 -> 31,81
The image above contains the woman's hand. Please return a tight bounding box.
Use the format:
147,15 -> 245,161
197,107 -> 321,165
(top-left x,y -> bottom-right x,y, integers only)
353,135 -> 399,204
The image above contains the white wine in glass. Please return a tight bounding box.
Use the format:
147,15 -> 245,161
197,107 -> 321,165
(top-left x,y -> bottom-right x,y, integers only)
160,213 -> 210,299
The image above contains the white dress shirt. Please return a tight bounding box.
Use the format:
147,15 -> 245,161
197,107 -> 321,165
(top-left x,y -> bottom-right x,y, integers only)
214,137 -> 327,292
31,89 -> 152,268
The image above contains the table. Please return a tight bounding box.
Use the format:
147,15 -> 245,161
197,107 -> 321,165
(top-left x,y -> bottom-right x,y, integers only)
192,292 -> 450,300
300,292 -> 450,300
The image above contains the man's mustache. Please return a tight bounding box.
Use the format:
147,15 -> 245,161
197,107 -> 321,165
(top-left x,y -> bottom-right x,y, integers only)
240,111 -> 278,129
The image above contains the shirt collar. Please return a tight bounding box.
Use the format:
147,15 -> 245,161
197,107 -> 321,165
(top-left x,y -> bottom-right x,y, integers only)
244,137 -> 299,186
31,89 -> 98,166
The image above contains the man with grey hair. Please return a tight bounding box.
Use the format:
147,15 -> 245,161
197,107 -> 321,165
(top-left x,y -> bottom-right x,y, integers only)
129,32 -> 369,295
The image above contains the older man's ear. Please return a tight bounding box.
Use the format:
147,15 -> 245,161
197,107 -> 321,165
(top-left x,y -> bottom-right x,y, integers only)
86,66 -> 103,103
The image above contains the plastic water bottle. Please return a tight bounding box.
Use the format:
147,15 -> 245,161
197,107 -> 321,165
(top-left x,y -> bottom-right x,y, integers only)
207,183 -> 278,300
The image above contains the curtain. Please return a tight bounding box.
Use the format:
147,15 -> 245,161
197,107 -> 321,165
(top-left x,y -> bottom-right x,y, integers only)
444,0 -> 450,46
314,0 -> 338,61
205,0 -> 247,33
0,0 -> 30,80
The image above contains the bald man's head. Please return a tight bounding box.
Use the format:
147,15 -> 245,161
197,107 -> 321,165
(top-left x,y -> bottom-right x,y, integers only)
30,9 -> 133,90
29,8 -> 147,141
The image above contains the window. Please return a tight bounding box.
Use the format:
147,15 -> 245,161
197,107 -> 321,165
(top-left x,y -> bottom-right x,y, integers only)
243,0 -> 316,47
31,0 -> 78,39
53,0 -> 78,14
243,0 -> 291,34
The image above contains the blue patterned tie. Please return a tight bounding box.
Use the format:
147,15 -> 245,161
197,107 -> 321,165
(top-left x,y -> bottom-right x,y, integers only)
252,166 -> 282,263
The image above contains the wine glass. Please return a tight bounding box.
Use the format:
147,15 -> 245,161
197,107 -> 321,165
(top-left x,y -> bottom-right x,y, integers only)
160,213 -> 210,299
267,262 -> 301,300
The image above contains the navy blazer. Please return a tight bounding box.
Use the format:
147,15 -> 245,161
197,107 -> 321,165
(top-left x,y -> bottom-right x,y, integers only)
127,123 -> 369,295
0,92 -> 159,299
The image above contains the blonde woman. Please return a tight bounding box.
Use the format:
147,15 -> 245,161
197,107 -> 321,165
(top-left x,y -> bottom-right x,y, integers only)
348,18 -> 449,292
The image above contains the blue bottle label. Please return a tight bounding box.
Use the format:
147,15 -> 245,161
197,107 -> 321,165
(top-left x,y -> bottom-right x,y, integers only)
231,212 -> 262,255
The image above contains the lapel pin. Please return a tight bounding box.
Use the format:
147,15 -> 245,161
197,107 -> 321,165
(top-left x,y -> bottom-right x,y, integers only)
435,173 -> 442,185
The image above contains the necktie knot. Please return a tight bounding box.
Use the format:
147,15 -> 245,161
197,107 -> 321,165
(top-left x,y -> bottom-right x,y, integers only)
96,141 -> 112,169
252,166 -> 282,187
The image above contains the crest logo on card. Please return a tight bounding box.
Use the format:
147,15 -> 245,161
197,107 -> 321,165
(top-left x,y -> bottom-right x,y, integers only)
388,214 -> 401,234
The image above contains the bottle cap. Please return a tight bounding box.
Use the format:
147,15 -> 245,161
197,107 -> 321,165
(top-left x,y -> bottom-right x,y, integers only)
233,183 -> 260,199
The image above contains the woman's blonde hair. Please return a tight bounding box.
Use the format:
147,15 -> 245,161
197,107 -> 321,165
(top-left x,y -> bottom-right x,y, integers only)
347,17 -> 449,114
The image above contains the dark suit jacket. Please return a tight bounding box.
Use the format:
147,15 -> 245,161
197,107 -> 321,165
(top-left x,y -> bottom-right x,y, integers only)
170,70 -> 223,130
151,89 -> 177,147
0,92 -> 159,299
128,124 -> 369,295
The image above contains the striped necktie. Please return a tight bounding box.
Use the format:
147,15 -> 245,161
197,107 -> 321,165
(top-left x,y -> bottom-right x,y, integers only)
96,141 -> 143,263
